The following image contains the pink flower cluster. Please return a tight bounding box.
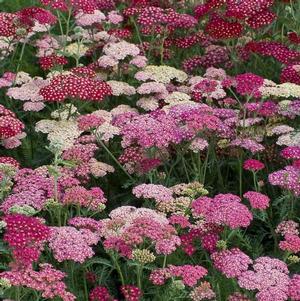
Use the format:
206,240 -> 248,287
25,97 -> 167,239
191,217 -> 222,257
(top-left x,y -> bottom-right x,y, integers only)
243,191 -> 270,210
211,248 -> 252,278
192,194 -> 253,229
0,264 -> 75,301
101,206 -> 180,257
238,257 -> 290,301
48,226 -> 100,263
150,264 -> 207,287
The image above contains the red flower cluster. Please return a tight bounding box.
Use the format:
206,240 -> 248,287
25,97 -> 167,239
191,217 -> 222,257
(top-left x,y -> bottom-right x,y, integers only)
17,7 -> 57,26
40,67 -> 112,102
40,0 -> 97,13
121,285 -> 142,301
195,0 -> 275,39
0,12 -> 18,37
0,156 -> 20,168
0,104 -> 24,140
39,55 -> 68,70
89,286 -> 115,301
206,14 -> 243,39
3,214 -> 50,265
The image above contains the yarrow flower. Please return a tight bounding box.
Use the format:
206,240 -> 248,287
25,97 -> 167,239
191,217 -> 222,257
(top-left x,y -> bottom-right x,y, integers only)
0,264 -> 75,301
189,282 -> 216,301
89,286 -> 116,301
121,285 -> 142,301
289,274 -> 300,301
150,264 -> 207,287
243,159 -> 265,172
238,257 -> 290,301
269,165 -> 300,196
3,214 -> 50,265
211,248 -> 252,278
243,191 -> 270,210
192,194 -> 253,229
48,226 -> 100,263
40,68 -> 112,102
132,183 -> 174,202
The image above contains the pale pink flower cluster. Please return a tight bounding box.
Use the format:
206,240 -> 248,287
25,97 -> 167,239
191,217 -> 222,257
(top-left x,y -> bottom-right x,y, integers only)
75,10 -> 106,26
189,137 -> 209,153
7,78 -> 49,112
190,282 -> 216,301
107,11 -> 123,24
107,80 -> 136,96
133,183 -> 174,202
98,41 -> 140,68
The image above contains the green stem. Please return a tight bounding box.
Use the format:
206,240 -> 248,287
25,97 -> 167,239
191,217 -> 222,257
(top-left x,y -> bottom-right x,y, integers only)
96,137 -> 134,181
136,264 -> 143,290
16,41 -> 27,73
112,254 -> 125,286
162,255 -> 167,268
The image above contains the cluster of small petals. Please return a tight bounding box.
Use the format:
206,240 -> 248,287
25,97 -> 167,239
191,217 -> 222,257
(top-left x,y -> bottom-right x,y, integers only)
120,112 -> 182,148
0,72 -> 15,88
102,41 -> 140,61
77,114 -> 104,131
0,13 -> 18,37
192,194 -> 253,229
0,156 -> 20,168
132,183 -> 174,202
280,64 -> 300,85
39,55 -> 68,70
40,72 -> 112,102
183,47 -> 230,73
281,146 -> 300,160
108,80 -> 136,96
189,281 -> 216,301
243,191 -> 270,210
289,274 -> 300,301
0,105 -> 25,140
150,265 -> 207,287
62,186 -> 106,210
136,65 -> 187,84
167,265 -> 208,287
17,7 -> 57,26
211,248 -> 252,278
205,14 -> 243,40
89,286 -> 115,301
238,257 -> 289,301
0,263 -> 75,301
48,226 -> 99,263
279,234 -> 300,253
121,285 -> 142,301
269,165 -> 300,196
235,73 -> 264,98
276,221 -> 299,236
4,214 -> 50,265
169,214 -> 191,228
231,138 -> 265,153
68,217 -> 102,232
75,9 -> 105,26
245,41 -> 300,66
